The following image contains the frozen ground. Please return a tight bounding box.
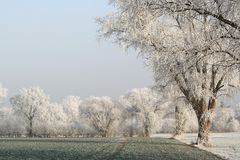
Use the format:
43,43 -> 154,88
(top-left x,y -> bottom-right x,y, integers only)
0,137 -> 223,160
153,132 -> 240,160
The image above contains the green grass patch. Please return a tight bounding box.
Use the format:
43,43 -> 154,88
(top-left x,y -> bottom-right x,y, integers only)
0,138 -> 224,160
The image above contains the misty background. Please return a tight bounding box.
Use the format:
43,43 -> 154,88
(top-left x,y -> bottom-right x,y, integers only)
0,0 -> 153,101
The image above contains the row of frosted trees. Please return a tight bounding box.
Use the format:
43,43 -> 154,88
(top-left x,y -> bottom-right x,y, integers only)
0,84 -> 239,138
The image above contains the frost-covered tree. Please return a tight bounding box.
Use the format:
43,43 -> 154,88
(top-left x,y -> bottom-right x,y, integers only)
34,98 -> 81,137
154,101 -> 176,134
31,102 -> 62,137
0,84 -> 25,137
97,0 -> 240,145
42,103 -> 69,137
235,104 -> 240,122
118,96 -> 140,137
62,96 -> 82,136
141,0 -> 240,66
10,87 -> 49,137
174,103 -> 187,137
80,96 -> 120,137
212,105 -> 240,132
155,86 -> 188,136
0,107 -> 25,137
121,88 -> 160,137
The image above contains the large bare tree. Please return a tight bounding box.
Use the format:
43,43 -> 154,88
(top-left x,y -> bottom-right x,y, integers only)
97,0 -> 240,145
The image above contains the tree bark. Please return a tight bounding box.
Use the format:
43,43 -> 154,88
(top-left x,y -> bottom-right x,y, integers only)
101,133 -> 107,137
193,97 -> 216,146
100,129 -> 108,137
129,126 -> 133,137
196,114 -> 211,145
101,129 -> 110,137
144,125 -> 150,137
144,115 -> 151,137
29,118 -> 33,138
129,113 -> 134,137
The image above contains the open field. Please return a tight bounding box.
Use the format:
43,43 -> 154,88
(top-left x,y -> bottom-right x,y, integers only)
153,133 -> 240,160
179,133 -> 240,160
0,137 -> 224,160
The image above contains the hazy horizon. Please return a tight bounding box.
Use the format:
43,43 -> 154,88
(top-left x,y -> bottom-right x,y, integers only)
0,1 -> 153,102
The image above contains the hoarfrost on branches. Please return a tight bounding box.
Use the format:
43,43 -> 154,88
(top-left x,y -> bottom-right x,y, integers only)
120,88 -> 161,137
10,87 -> 49,137
80,96 -> 120,137
97,0 -> 240,145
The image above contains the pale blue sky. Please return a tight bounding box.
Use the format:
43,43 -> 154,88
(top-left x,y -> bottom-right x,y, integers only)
0,0 -> 153,101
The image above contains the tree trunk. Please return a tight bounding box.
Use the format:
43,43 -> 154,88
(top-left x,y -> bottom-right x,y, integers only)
193,97 -> 216,146
101,132 -> 107,137
129,113 -> 134,137
144,125 -> 150,137
129,126 -> 133,137
144,118 -> 150,137
29,119 -> 33,138
196,114 -> 211,145
144,115 -> 151,137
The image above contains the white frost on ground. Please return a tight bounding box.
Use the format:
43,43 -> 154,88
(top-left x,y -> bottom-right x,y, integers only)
152,132 -> 240,160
